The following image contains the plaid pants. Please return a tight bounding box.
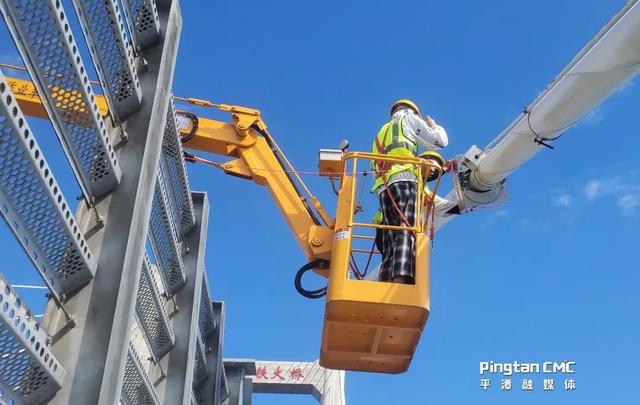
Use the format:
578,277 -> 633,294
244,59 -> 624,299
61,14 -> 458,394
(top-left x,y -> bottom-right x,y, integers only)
378,181 -> 416,282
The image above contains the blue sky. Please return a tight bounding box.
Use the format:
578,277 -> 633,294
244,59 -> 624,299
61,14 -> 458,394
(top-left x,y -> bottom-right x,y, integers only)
1,1 -> 639,404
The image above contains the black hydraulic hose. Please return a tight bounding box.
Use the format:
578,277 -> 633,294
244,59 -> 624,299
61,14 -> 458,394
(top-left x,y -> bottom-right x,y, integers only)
176,110 -> 199,143
295,259 -> 329,299
251,124 -> 322,226
329,177 -> 340,196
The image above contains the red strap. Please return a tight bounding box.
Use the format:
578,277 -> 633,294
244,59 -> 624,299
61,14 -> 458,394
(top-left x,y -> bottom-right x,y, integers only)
384,184 -> 412,228
374,134 -> 385,154
374,124 -> 412,227
374,135 -> 390,174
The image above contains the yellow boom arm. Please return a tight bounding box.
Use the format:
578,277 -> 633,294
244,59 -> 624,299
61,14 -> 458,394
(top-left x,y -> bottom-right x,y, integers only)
7,76 -> 334,263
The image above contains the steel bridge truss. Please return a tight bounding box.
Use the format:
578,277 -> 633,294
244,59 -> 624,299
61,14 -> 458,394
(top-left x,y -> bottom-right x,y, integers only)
0,0 -> 222,403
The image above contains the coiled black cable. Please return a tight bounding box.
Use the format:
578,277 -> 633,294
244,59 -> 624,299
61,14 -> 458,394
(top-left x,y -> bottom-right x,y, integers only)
176,110 -> 199,143
294,259 -> 329,299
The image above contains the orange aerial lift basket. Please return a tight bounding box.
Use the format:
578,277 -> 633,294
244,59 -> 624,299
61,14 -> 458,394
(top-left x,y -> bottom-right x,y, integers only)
319,152 -> 443,374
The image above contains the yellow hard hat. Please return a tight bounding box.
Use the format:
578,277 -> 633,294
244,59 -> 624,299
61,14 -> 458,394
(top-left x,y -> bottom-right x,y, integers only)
418,151 -> 446,182
418,151 -> 446,167
390,99 -> 421,117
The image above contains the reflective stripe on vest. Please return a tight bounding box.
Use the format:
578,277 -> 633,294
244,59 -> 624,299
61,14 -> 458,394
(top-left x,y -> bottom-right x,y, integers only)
386,117 -> 417,153
373,117 -> 417,155
371,117 -> 418,191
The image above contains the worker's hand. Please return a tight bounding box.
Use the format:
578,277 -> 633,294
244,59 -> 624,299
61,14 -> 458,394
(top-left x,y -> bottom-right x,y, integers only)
424,115 -> 436,128
443,160 -> 456,173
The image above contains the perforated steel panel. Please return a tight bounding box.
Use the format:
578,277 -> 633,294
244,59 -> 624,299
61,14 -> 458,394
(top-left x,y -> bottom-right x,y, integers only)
161,99 -> 196,237
192,332 -> 207,387
149,168 -> 185,296
136,254 -> 174,361
71,0 -> 142,118
198,275 -> 215,339
0,273 -> 65,404
121,342 -> 159,405
0,0 -> 122,199
122,0 -> 160,48
0,72 -> 96,299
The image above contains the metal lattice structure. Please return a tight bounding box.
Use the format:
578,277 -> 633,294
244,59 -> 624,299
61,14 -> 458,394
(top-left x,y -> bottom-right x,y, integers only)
0,0 -> 229,404
70,0 -> 142,118
0,71 -> 96,299
198,274 -> 216,339
122,0 -> 161,49
121,342 -> 160,405
0,0 -> 122,199
161,98 -> 196,236
0,273 -> 65,404
135,255 -> 175,361
193,333 -> 208,386
150,167 -> 186,296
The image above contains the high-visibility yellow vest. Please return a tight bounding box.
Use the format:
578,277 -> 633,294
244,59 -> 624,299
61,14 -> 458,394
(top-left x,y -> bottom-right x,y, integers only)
372,209 -> 383,225
371,116 -> 418,191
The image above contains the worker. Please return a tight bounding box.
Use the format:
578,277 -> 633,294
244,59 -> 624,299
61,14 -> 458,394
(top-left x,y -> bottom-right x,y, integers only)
371,99 -> 448,284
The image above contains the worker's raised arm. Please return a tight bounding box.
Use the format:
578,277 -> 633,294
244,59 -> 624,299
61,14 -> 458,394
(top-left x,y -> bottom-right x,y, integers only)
403,113 -> 448,150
